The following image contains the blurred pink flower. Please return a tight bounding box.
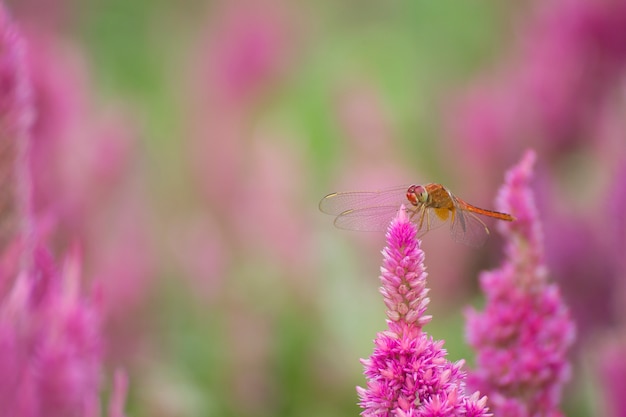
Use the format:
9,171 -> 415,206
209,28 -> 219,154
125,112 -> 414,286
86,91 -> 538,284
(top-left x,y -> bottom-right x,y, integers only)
0,3 -> 33,255
25,33 -> 136,246
447,0 -> 626,195
187,0 -> 298,211
21,28 -> 155,357
201,0 -> 295,107
516,0 -> 626,152
233,136 -> 314,268
87,185 -> 155,362
465,150 -> 575,416
541,209 -> 619,339
0,16 -> 154,406
533,145 -> 626,340
0,4 -> 31,136
592,161 -> 626,417
446,0 -> 626,354
358,207 -> 491,417
0,246 -> 102,417
183,0 -> 316,290
0,10 -> 129,410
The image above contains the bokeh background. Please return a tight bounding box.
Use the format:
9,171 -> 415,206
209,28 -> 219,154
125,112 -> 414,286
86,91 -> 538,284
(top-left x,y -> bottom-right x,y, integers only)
4,0 -> 626,416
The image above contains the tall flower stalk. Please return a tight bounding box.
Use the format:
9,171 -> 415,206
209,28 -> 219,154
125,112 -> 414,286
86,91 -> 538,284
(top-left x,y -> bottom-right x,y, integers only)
357,207 -> 490,417
465,150 -> 576,416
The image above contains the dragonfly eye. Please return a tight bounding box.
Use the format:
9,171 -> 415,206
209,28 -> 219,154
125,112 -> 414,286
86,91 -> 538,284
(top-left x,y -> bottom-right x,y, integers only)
406,185 -> 429,206
415,186 -> 428,203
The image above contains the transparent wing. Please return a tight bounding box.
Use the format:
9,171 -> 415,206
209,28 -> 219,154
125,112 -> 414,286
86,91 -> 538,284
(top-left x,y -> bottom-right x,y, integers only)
449,206 -> 490,248
333,206 -> 404,232
416,206 -> 452,237
319,185 -> 410,215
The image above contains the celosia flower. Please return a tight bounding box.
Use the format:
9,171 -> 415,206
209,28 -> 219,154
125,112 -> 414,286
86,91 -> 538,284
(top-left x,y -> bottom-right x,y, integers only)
0,245 -> 102,417
465,150 -> 576,416
357,207 -> 491,417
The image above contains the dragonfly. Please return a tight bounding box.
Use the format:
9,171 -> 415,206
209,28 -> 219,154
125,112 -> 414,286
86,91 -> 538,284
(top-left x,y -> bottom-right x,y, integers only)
319,183 -> 515,247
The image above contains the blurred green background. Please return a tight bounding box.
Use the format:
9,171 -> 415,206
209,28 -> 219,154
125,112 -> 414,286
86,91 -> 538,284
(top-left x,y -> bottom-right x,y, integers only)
7,0 -> 604,416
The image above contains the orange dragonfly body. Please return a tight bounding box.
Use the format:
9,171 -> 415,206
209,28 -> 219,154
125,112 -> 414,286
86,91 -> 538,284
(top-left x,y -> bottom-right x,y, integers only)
319,183 -> 514,247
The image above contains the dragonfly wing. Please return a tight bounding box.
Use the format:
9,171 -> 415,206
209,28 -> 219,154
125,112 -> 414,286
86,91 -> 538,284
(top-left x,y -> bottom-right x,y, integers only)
418,207 -> 452,237
333,206 -> 402,232
319,185 -> 410,215
450,208 -> 489,248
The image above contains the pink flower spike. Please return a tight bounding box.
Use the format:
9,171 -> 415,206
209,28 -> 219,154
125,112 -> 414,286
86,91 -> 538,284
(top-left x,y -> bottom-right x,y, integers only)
495,150 -> 543,261
465,150 -> 576,417
358,206 -> 491,417
0,244 -> 103,417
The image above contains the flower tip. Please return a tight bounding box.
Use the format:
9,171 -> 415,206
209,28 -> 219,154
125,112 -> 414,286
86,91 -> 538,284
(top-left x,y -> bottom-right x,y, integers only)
396,204 -> 408,222
504,148 -> 537,187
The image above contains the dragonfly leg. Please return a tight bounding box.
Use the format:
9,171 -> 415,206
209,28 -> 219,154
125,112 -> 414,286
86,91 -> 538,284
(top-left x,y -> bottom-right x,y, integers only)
418,205 -> 428,234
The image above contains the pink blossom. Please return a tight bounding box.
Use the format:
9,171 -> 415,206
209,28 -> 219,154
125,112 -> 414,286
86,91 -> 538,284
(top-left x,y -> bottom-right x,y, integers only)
0,246 -> 102,417
465,150 -> 575,416
358,207 -> 490,417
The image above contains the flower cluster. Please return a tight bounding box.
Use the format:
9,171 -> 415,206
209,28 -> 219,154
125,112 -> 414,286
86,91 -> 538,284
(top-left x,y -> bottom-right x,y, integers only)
357,207 -> 491,417
448,0 -> 626,342
465,150 -> 576,416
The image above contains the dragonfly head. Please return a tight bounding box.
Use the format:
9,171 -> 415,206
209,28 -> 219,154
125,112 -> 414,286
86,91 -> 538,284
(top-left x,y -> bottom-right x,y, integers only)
406,185 -> 429,206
